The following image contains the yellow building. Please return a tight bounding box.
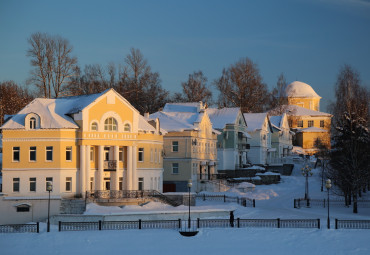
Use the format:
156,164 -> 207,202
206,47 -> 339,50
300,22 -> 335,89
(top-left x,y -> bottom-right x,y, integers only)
285,81 -> 332,154
0,89 -> 163,223
150,102 -> 218,192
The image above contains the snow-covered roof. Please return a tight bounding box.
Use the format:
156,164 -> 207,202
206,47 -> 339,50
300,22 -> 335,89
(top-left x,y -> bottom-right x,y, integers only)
206,107 -> 241,129
1,90 -> 107,129
283,105 -> 332,117
149,111 -> 199,132
269,115 -> 282,131
296,127 -> 328,133
285,81 -> 321,98
243,113 -> 268,132
162,102 -> 205,113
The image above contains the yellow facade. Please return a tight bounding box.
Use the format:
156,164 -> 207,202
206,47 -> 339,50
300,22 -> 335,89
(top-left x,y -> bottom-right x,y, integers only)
1,89 -> 164,199
288,98 -> 320,112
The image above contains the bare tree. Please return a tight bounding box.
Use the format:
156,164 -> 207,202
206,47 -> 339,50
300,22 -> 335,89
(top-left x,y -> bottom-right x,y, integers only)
268,73 -> 289,113
27,32 -> 78,98
0,81 -> 34,126
328,65 -> 370,213
179,71 -> 212,103
115,48 -> 169,114
214,57 -> 269,113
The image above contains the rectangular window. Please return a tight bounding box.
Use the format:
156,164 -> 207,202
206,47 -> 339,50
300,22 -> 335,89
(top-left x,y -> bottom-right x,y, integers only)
320,120 -> 325,128
138,148 -> 144,162
46,146 -> 53,161
13,147 -> 20,162
155,148 -> 157,163
29,146 -> 36,162
119,147 -> 124,161
308,120 -> 314,127
46,177 -> 53,191
150,148 -> 153,162
297,120 -> 303,128
138,177 -> 144,191
90,177 -> 94,191
30,177 -> 36,192
172,141 -> 179,152
13,178 -> 20,192
90,147 -> 94,161
172,163 -> 179,174
66,146 -> 72,161
66,177 -> 72,191
119,177 -> 123,190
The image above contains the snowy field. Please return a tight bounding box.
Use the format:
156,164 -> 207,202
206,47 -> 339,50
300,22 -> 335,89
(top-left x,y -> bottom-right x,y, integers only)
1,163 -> 370,255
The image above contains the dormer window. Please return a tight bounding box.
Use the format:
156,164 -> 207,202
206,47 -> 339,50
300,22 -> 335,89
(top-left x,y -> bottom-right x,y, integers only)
25,113 -> 40,130
104,117 -> 117,131
30,117 -> 36,129
91,122 -> 98,131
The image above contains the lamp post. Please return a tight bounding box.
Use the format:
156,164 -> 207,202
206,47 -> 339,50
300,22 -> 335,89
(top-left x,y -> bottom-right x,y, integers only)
326,179 -> 332,229
187,179 -> 192,229
46,182 -> 53,232
301,164 -> 313,207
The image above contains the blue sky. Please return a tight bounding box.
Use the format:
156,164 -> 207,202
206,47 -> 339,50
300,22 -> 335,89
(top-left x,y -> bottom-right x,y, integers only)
0,0 -> 369,111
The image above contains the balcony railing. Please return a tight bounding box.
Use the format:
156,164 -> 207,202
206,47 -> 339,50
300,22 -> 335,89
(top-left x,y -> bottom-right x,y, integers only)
104,160 -> 117,171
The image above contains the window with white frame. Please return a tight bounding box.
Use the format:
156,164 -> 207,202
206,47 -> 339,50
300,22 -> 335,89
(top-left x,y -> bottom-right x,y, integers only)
90,147 -> 94,161
119,177 -> 123,190
297,120 -> 303,128
150,148 -> 153,162
119,147 -> 124,161
155,148 -> 157,163
30,117 -> 36,129
124,123 -> 131,132
46,177 -> 53,191
172,141 -> 179,152
66,146 -> 72,161
13,178 -> 20,192
104,117 -> 117,131
320,120 -> 325,128
172,163 -> 179,174
29,146 -> 36,162
91,122 -> 98,131
138,148 -> 144,162
308,120 -> 314,127
29,177 -> 36,192
13,147 -> 20,162
65,177 -> 72,192
46,146 -> 53,161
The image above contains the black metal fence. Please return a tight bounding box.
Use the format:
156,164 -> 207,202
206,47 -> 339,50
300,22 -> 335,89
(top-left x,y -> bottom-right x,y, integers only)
335,219 -> 370,229
196,194 -> 256,207
0,222 -> 39,233
58,218 -> 320,231
294,198 -> 370,209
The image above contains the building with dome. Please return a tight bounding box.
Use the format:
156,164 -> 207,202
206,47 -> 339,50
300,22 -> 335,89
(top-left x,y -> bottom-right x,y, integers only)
284,81 -> 332,154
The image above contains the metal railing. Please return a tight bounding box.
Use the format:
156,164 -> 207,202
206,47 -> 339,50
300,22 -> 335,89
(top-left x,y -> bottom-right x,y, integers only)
0,222 -> 39,233
58,218 -> 320,232
294,198 -> 370,209
103,160 -> 117,171
335,219 -> 370,229
196,194 -> 255,207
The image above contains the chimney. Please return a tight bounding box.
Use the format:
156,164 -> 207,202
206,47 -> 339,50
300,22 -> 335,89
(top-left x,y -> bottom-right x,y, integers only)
144,112 -> 150,118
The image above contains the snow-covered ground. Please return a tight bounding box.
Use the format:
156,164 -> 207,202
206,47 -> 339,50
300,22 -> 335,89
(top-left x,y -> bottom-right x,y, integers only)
1,163 -> 370,255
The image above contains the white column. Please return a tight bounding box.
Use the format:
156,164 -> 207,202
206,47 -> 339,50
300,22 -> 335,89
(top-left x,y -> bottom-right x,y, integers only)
132,146 -> 137,190
98,145 -> 104,191
127,146 -> 133,190
80,145 -> 86,197
85,145 -> 90,192
112,145 -> 119,190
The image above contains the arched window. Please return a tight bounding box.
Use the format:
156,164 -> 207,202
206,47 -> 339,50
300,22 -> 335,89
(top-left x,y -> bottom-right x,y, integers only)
104,117 -> 117,131
91,122 -> 98,131
30,117 -> 36,129
124,123 -> 131,132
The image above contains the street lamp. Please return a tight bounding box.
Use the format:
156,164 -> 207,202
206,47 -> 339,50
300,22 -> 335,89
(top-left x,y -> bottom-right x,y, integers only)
46,182 -> 53,232
301,164 -> 313,207
187,179 -> 192,229
326,179 -> 332,229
